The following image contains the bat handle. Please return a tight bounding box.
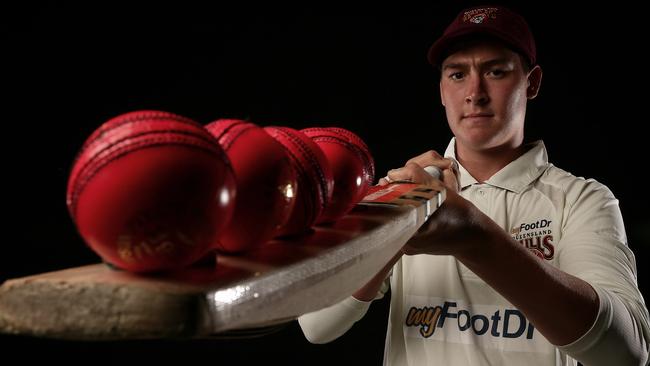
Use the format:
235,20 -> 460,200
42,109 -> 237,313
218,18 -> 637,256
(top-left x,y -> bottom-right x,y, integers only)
424,165 -> 442,180
423,165 -> 446,213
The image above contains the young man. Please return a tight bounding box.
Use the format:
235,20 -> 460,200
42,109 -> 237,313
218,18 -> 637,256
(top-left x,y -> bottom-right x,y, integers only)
298,5 -> 650,365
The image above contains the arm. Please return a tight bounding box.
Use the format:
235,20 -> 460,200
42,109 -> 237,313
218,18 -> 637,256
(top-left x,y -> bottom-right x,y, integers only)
553,181 -> 650,365
392,159 -> 649,365
353,250 -> 402,301
298,269 -> 391,344
298,255 -> 397,343
386,152 -> 599,343
406,189 -> 600,345
298,155 -> 458,344
298,219 -> 404,343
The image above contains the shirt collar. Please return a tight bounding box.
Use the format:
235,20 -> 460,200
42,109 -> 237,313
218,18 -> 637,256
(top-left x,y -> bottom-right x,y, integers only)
443,138 -> 549,193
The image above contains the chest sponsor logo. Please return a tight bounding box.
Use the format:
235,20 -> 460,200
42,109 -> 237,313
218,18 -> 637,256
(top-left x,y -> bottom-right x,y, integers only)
404,297 -> 550,353
510,219 -> 554,260
405,301 -> 534,339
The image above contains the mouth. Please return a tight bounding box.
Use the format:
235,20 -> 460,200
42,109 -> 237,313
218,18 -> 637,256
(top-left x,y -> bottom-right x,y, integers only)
462,113 -> 493,119
462,113 -> 494,124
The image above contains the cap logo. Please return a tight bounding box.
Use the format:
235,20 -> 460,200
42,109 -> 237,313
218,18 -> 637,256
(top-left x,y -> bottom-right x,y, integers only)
462,7 -> 498,24
469,15 -> 485,24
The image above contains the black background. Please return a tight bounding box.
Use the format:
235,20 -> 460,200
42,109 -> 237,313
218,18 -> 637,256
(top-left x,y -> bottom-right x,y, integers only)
2,2 -> 648,364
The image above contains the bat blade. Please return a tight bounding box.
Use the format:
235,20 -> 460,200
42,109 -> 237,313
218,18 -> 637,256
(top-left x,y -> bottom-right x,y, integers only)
0,183 -> 444,340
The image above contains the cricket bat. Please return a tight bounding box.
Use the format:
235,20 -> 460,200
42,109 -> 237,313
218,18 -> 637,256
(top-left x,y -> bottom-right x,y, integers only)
0,178 -> 444,340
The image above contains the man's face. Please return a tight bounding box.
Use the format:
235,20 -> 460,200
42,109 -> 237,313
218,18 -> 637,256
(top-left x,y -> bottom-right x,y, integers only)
439,41 -> 537,152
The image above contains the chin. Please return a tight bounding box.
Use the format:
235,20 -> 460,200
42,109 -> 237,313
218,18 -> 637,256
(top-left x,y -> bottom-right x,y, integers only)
459,134 -> 499,149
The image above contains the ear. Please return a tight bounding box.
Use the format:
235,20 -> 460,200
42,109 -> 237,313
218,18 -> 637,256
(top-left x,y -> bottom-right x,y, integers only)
439,82 -> 446,107
526,65 -> 543,99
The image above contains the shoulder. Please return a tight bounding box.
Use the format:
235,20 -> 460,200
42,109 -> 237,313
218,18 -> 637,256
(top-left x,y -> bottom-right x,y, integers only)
537,164 -> 617,206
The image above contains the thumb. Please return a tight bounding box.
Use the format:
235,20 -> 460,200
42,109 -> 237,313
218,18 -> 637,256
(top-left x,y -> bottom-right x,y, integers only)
442,168 -> 460,192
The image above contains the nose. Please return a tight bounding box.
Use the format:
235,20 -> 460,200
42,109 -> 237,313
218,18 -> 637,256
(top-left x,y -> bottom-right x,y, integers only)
465,75 -> 489,105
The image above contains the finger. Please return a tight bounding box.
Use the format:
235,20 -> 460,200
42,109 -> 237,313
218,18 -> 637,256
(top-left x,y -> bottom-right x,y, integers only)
406,150 -> 443,167
446,157 -> 460,177
442,168 -> 460,192
385,167 -> 415,183
406,163 -> 450,189
412,157 -> 457,177
444,157 -> 460,190
384,164 -> 428,184
378,177 -> 390,186
385,164 -> 447,188
404,162 -> 437,185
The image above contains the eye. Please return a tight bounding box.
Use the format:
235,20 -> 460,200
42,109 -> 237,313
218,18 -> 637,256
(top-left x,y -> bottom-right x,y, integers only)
487,69 -> 506,78
448,71 -> 464,81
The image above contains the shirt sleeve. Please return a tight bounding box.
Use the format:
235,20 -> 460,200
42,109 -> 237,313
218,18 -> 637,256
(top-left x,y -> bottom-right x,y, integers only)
556,179 -> 650,365
298,276 -> 390,344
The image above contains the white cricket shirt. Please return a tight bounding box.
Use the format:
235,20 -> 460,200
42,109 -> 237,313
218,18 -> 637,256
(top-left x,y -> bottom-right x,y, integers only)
298,139 -> 649,365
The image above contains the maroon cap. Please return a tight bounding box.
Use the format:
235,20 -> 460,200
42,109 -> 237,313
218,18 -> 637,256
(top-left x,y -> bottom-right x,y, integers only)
427,5 -> 536,67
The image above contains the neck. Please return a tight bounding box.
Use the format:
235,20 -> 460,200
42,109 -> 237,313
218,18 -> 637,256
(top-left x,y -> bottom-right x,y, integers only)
456,142 -> 528,183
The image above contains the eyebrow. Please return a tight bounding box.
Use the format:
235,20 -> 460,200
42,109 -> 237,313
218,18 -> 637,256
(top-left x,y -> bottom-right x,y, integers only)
442,57 -> 513,71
